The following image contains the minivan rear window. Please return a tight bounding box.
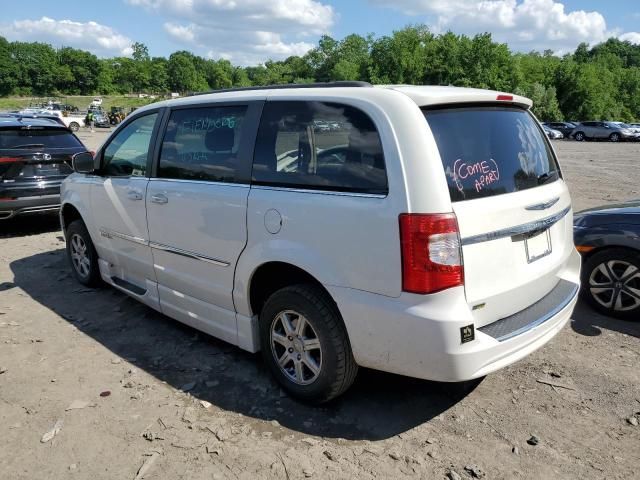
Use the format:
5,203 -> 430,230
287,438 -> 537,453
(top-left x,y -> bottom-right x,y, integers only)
423,106 -> 560,202
0,128 -> 82,150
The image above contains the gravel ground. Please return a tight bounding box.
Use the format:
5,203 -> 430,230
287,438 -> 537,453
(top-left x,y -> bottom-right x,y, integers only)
0,135 -> 639,480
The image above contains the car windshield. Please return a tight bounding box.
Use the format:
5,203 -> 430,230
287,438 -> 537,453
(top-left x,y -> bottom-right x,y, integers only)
423,105 -> 560,202
0,128 -> 82,149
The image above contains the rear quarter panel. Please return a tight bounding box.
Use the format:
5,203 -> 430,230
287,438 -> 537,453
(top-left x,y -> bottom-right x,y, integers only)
234,90 -> 436,317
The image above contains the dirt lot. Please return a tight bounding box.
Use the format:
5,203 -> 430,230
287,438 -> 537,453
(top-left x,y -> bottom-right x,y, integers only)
1,136 -> 639,480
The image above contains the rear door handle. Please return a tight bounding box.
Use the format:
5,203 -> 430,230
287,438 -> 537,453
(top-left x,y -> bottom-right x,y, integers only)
127,190 -> 143,201
151,194 -> 168,204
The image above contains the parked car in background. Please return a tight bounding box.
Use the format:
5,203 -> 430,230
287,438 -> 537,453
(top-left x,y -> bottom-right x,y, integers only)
17,109 -> 85,132
610,122 -> 640,137
543,122 -> 576,137
574,201 -> 640,320
542,124 -> 564,139
60,82 -> 580,402
96,112 -> 111,128
0,117 -> 86,220
570,121 -> 639,142
0,112 -> 66,128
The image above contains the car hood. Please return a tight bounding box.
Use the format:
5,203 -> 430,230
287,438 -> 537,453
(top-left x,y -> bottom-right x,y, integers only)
574,200 -> 640,227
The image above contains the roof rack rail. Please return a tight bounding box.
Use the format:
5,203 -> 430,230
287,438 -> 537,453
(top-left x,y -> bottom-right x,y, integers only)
189,81 -> 373,97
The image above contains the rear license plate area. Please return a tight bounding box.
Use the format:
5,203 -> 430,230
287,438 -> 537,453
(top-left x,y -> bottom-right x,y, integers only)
35,164 -> 59,176
525,229 -> 551,263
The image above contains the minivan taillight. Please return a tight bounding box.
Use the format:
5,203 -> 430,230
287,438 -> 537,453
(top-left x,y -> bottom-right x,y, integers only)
399,213 -> 464,294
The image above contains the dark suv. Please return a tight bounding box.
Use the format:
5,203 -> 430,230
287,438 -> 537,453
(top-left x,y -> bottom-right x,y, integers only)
0,118 -> 87,220
542,122 -> 576,137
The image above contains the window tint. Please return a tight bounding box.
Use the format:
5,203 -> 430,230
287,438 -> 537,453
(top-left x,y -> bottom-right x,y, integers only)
253,101 -> 387,194
423,106 -> 560,202
0,128 -> 83,149
158,106 -> 247,183
103,113 -> 157,176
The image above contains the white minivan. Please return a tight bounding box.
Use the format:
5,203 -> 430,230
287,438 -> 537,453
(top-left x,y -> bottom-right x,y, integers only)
61,82 -> 580,402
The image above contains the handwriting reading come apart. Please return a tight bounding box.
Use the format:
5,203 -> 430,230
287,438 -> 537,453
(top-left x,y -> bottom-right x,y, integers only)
453,158 -> 500,194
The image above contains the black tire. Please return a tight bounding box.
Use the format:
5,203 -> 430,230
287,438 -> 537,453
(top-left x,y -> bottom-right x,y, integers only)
259,284 -> 357,403
69,122 -> 80,132
609,133 -> 620,142
574,131 -> 585,141
581,248 -> 640,320
66,220 -> 101,287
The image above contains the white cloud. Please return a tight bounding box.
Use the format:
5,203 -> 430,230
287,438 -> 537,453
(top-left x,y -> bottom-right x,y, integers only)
0,16 -> 133,56
369,0 -> 640,52
619,32 -> 640,45
126,0 -> 335,65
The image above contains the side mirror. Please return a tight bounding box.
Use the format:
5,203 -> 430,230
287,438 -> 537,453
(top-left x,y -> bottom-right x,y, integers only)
72,152 -> 96,174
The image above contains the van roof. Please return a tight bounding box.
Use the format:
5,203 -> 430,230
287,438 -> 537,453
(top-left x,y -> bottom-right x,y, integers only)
137,83 -> 532,114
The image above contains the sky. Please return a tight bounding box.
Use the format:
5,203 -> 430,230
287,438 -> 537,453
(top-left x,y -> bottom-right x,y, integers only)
0,0 -> 639,65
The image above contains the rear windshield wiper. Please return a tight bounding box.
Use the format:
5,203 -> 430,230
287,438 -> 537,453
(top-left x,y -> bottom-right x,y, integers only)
537,171 -> 559,185
7,143 -> 45,149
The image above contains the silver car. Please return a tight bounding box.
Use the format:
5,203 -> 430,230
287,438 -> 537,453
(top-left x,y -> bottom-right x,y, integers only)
571,121 -> 639,142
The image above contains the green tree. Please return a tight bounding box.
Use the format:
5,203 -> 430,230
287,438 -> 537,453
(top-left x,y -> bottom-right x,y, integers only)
0,36 -> 18,95
131,42 -> 150,62
167,51 -> 207,93
57,47 -> 100,95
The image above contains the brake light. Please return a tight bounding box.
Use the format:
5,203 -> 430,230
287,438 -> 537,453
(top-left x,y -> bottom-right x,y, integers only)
0,157 -> 20,164
399,213 -> 464,294
496,94 -> 513,101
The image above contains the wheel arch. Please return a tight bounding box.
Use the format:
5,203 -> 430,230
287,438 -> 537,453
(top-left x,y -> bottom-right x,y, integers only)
248,261 -> 340,319
580,244 -> 640,263
61,202 -> 82,232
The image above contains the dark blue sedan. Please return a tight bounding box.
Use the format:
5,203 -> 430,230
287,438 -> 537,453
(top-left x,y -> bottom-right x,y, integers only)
574,201 -> 640,320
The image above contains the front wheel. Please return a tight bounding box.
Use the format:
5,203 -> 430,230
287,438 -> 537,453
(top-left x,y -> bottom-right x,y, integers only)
66,220 -> 101,287
68,122 -> 80,132
259,284 -> 357,403
609,133 -> 620,142
574,131 -> 585,141
581,248 -> 640,320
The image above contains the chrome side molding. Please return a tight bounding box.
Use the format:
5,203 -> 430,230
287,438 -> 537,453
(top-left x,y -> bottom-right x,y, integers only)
99,228 -> 147,246
98,228 -> 229,267
149,242 -> 230,267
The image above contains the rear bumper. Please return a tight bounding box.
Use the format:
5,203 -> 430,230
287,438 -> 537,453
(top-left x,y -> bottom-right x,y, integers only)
0,194 -> 60,220
328,248 -> 581,382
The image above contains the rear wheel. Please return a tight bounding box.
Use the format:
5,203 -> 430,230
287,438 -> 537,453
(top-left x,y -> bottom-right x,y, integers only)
609,133 -> 620,142
66,220 -> 101,287
581,248 -> 640,320
69,122 -> 80,132
574,131 -> 585,141
259,284 -> 357,403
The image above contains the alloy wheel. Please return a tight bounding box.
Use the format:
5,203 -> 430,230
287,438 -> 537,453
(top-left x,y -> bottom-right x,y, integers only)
589,260 -> 640,311
270,310 -> 322,385
70,233 -> 90,278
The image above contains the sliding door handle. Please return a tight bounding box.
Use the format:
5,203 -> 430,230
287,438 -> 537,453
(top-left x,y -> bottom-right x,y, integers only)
127,190 -> 143,201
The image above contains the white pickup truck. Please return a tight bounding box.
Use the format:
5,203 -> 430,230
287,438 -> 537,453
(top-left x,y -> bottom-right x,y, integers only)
19,108 -> 86,132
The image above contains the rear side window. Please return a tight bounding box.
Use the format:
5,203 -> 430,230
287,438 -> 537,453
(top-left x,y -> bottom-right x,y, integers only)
253,101 -> 387,194
0,128 -> 82,149
158,105 -> 247,183
423,106 -> 560,202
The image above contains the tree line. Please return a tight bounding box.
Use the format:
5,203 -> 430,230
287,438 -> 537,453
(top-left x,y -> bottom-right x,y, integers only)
1,25 -> 639,121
